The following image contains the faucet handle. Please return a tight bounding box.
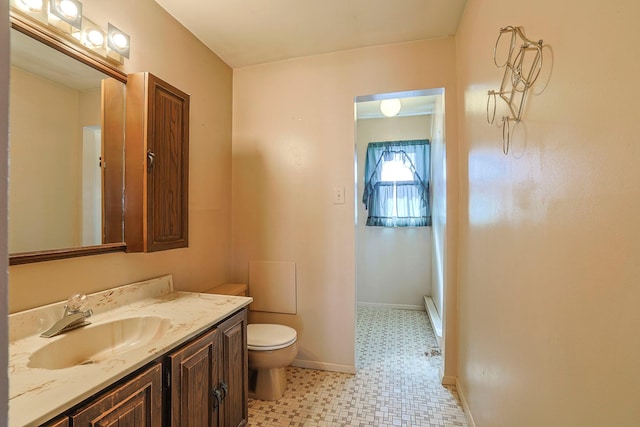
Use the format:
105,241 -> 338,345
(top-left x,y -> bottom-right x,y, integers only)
66,293 -> 89,313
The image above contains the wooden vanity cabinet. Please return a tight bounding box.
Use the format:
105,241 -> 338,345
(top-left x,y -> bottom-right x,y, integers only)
218,311 -> 249,427
125,72 -> 190,253
70,363 -> 163,426
40,417 -> 69,427
40,364 -> 162,427
168,309 -> 248,427
169,328 -> 220,426
38,308 -> 247,427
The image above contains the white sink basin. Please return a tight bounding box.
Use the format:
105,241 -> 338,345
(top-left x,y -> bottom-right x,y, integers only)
28,316 -> 171,370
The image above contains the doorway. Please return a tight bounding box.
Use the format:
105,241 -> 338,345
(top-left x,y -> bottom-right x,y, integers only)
354,88 -> 446,368
82,126 -> 102,246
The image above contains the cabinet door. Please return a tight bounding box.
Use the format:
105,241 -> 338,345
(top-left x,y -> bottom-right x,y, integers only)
102,77 -> 126,245
169,328 -> 220,427
218,310 -> 248,427
125,72 -> 190,253
70,363 -> 162,427
146,74 -> 189,252
40,416 -> 69,427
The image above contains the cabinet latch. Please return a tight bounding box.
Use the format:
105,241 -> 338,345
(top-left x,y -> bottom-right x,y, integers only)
147,149 -> 156,172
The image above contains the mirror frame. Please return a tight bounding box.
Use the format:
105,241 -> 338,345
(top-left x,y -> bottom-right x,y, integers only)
9,11 -> 128,266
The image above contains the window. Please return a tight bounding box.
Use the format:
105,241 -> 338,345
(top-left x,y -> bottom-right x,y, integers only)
362,140 -> 431,227
380,152 -> 415,182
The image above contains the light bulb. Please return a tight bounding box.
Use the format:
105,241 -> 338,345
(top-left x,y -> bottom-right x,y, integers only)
107,24 -> 130,59
18,0 -> 43,12
110,32 -> 128,49
58,0 -> 79,19
85,29 -> 104,47
380,99 -> 402,117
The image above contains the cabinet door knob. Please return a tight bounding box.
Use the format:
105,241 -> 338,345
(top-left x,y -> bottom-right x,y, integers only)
219,381 -> 228,401
212,388 -> 222,409
147,149 -> 156,172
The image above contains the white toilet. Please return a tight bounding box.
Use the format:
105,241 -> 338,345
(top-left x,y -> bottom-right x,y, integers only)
247,323 -> 298,400
204,282 -> 298,401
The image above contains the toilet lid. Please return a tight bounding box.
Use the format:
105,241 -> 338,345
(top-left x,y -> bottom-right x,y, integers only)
247,324 -> 297,351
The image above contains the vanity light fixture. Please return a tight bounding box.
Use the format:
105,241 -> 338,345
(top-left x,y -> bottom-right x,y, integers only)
48,0 -> 82,30
16,0 -> 43,12
380,98 -> 402,117
107,23 -> 130,59
12,0 -> 47,22
11,0 -> 131,63
79,18 -> 106,53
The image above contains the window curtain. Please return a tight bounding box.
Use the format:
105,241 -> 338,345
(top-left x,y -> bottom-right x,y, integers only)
362,139 -> 431,227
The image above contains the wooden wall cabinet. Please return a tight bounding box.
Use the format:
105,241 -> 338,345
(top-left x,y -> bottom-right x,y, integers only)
125,73 -> 190,252
102,77 -> 127,245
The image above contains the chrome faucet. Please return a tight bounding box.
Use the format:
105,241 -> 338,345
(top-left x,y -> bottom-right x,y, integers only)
40,293 -> 93,338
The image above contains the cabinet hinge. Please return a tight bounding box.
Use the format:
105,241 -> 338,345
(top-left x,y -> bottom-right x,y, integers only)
165,370 -> 171,388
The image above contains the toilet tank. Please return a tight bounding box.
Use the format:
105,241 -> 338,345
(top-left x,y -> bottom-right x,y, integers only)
203,283 -> 248,297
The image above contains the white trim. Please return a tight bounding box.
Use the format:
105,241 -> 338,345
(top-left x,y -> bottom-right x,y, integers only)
456,379 -> 476,427
423,296 -> 442,348
357,301 -> 424,311
291,359 -> 356,374
355,88 -> 445,103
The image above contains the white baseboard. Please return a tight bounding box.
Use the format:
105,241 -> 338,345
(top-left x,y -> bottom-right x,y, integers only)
291,359 -> 357,374
456,379 -> 476,427
423,296 -> 442,348
357,301 -> 424,311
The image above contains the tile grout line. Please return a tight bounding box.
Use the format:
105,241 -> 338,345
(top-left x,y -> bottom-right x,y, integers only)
248,306 -> 468,426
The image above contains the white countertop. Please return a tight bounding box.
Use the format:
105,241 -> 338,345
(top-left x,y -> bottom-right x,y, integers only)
8,275 -> 252,427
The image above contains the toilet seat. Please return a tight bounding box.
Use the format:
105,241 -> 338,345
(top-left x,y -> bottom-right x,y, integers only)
247,324 -> 297,351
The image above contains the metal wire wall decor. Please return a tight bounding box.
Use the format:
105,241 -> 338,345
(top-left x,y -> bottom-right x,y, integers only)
487,26 -> 544,154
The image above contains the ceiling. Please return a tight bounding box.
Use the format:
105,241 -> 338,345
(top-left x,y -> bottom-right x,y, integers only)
356,95 -> 439,120
154,0 -> 468,68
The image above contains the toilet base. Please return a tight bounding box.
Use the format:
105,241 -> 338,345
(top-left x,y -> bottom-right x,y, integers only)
249,366 -> 288,401
248,341 -> 298,401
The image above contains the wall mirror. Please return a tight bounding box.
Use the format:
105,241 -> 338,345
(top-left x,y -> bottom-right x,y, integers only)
9,13 -> 128,265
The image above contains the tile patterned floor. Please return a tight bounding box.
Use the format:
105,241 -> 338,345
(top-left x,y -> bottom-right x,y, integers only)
248,306 -> 468,426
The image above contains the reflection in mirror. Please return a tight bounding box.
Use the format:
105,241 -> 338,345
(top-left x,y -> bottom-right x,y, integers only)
9,21 -> 126,264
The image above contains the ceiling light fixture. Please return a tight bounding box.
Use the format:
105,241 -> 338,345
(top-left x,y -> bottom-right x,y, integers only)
380,99 -> 402,117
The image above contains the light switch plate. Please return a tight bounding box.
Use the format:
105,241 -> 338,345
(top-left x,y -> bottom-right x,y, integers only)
333,187 -> 345,204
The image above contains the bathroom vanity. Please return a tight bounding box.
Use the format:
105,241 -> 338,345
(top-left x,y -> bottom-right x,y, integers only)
9,276 -> 252,427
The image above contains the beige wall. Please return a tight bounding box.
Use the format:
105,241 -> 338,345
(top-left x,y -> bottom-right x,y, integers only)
356,115 -> 432,308
9,67 -> 82,252
8,0 -> 233,313
232,38 -> 458,371
456,0 -> 640,425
